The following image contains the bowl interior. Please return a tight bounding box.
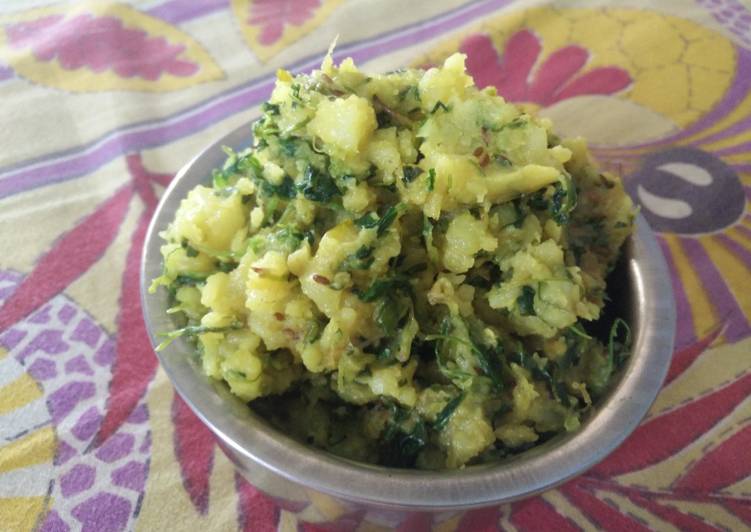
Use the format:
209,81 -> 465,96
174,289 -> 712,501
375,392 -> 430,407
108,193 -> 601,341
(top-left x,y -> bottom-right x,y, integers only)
141,122 -> 676,510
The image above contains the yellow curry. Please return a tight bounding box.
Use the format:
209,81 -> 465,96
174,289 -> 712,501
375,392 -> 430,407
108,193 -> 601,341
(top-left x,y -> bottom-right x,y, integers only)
152,52 -> 635,469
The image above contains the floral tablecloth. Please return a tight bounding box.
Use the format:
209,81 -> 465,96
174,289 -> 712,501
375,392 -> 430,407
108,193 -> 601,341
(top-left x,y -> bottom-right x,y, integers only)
0,0 -> 749,530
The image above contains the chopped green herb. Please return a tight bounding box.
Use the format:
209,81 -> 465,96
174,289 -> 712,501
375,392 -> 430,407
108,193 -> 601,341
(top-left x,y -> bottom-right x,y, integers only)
354,212 -> 379,229
432,393 -> 464,431
568,323 -> 592,340
375,296 -> 400,336
516,285 -> 536,316
224,369 -> 248,380
217,261 -> 237,273
376,344 -> 395,362
212,168 -> 230,189
426,168 -> 435,191
268,226 -> 310,254
340,245 -> 375,271
428,327 -> 504,392
430,101 -> 450,114
474,342 -> 505,392
512,199 -> 527,228
379,403 -> 427,468
354,206 -> 401,236
297,166 -> 340,202
402,165 -> 423,184
278,137 -> 297,157
211,147 -> 242,188
290,83 -> 302,101
377,205 -> 400,236
174,273 -> 209,286
372,95 -> 413,128
508,344 -> 535,372
238,153 -> 263,177
510,347 -> 569,406
354,245 -> 373,259
528,189 -> 549,210
552,379 -> 571,407
252,118 -> 279,140
422,216 -> 439,264
550,178 -> 577,225
608,318 -> 632,368
357,276 -> 411,302
255,174 -> 297,199
261,102 -> 280,115
304,321 -> 322,344
505,117 -> 526,129
157,323 -> 242,351
397,85 -> 419,102
376,111 -> 393,129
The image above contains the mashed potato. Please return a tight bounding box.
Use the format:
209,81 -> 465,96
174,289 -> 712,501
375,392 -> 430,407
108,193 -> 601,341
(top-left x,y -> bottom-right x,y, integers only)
152,52 -> 634,469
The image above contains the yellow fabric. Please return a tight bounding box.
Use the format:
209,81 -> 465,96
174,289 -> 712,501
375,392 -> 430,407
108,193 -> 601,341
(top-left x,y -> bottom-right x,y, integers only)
0,0 -> 749,529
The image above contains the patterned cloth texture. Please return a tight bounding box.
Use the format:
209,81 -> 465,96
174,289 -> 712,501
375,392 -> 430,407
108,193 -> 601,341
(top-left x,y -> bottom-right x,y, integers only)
0,0 -> 749,530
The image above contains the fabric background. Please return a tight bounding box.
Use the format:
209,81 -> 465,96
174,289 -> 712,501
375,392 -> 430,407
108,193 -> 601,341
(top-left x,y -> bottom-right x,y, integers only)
0,0 -> 749,530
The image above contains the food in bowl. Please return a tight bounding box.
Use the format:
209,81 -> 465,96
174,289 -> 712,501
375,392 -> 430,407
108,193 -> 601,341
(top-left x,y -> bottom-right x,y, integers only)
150,52 -> 635,470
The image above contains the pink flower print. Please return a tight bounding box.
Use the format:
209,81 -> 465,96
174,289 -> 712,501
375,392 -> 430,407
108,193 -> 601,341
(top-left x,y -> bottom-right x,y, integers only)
248,0 -> 322,46
6,13 -> 198,80
460,30 -> 632,106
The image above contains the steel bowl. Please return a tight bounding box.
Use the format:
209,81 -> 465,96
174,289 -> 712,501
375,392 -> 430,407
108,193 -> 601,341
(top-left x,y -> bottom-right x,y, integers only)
141,122 -> 676,515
